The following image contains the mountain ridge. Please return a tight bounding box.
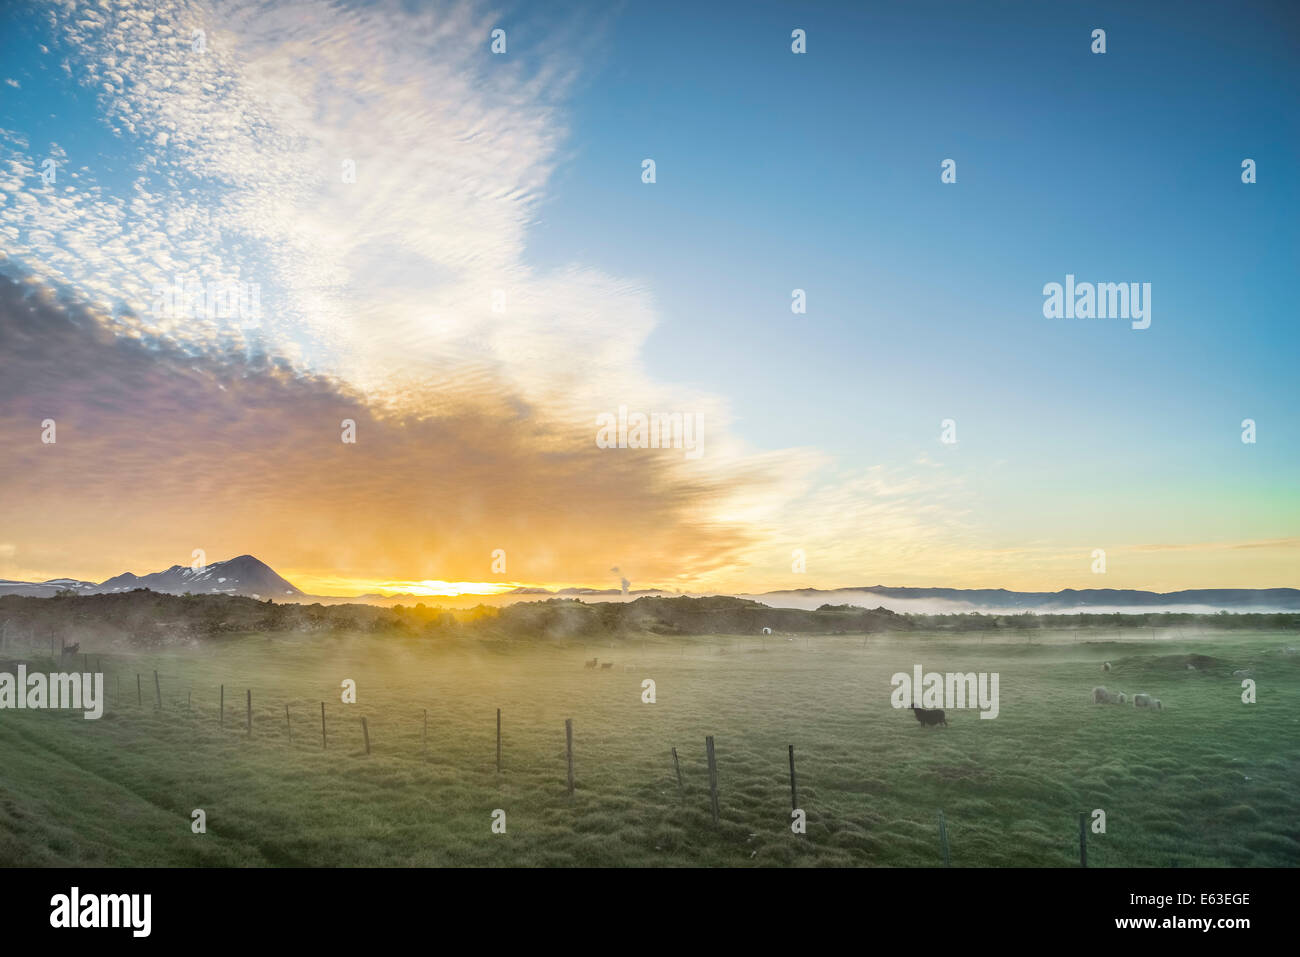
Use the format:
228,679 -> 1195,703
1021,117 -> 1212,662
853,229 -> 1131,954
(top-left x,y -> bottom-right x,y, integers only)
0,556 -> 1296,611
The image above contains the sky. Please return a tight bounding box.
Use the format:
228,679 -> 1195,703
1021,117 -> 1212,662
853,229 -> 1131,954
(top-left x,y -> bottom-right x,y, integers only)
0,0 -> 1296,597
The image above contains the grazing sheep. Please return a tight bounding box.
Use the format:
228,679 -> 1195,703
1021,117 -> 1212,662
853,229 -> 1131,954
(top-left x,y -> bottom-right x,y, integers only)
1101,661 -> 1111,672
584,658 -> 598,669
600,662 -> 614,670
1133,693 -> 1163,710
1091,686 -> 1126,704
911,706 -> 947,727
1116,692 -> 1128,704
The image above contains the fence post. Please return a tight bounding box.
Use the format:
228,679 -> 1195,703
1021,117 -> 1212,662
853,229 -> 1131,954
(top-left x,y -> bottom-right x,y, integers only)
496,708 -> 502,773
154,670 -> 161,709
219,684 -> 224,726
672,747 -> 685,801
321,702 -> 327,749
285,703 -> 292,743
246,689 -> 251,736
705,735 -> 720,825
136,673 -> 141,706
938,810 -> 951,866
1079,812 -> 1088,868
423,708 -> 428,761
788,744 -> 798,811
565,718 -> 575,796
361,716 -> 371,755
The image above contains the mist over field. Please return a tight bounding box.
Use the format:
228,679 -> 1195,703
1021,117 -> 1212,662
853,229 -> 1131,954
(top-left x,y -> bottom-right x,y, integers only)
1,593 -> 1297,867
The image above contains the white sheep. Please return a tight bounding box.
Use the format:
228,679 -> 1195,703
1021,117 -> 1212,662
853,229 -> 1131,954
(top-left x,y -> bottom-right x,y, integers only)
1091,686 -> 1124,704
1102,661 -> 1111,672
1133,693 -> 1163,710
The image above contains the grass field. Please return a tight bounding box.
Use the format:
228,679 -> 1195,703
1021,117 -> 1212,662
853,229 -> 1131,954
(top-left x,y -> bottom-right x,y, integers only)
1,628 -> 1297,867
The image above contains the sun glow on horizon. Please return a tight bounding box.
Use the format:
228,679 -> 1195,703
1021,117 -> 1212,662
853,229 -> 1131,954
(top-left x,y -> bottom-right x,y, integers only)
295,578 -> 524,598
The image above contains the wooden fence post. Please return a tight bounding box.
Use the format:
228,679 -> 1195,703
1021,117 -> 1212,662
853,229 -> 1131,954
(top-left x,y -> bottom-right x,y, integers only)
1079,812 -> 1088,868
187,690 -> 191,711
136,673 -> 141,706
705,735 -> 720,825
938,810 -> 951,866
246,689 -> 251,736
285,703 -> 292,743
321,702 -> 327,749
423,709 -> 428,761
219,684 -> 224,726
672,747 -> 685,801
154,670 -> 161,709
788,744 -> 798,811
361,716 -> 371,754
565,718 -> 575,796
496,708 -> 502,773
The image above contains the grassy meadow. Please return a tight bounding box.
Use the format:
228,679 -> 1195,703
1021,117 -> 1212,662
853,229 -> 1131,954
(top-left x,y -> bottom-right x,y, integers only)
0,628 -> 1297,867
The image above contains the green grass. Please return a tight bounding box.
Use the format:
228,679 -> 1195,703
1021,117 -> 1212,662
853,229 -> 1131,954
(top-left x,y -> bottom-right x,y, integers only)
1,629 -> 1297,867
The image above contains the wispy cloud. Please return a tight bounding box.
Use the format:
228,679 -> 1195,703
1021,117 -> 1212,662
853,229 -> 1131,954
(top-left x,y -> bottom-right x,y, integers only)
8,0 -> 1252,593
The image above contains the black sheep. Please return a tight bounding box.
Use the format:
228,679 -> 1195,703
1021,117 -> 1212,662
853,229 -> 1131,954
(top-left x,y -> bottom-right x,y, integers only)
912,706 -> 947,727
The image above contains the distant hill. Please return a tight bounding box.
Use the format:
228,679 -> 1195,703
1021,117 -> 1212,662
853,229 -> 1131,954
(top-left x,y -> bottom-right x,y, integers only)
0,555 -> 302,599
741,585 -> 1300,614
0,592 -> 1294,653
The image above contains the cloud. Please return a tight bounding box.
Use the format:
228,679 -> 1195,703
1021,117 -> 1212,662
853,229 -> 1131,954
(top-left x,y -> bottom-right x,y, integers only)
0,270 -> 804,587
0,0 -> 1035,592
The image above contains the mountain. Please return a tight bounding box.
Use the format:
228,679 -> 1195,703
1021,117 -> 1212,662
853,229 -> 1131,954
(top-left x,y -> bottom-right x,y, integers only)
94,555 -> 303,598
0,577 -> 99,598
0,555 -> 303,599
741,585 -> 1300,613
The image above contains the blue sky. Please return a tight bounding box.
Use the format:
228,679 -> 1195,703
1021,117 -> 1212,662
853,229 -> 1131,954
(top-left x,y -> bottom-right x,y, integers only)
533,0 -> 1298,464
0,0 -> 1296,591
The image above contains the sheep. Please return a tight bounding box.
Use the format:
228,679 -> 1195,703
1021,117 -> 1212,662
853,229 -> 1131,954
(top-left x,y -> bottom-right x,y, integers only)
584,658 -> 598,669
600,661 -> 614,670
1091,686 -> 1126,704
1101,661 -> 1111,672
1133,693 -> 1163,710
911,706 -> 947,727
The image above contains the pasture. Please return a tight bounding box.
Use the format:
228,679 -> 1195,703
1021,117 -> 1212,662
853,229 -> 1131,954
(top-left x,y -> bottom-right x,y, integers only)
0,628 -> 1296,867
